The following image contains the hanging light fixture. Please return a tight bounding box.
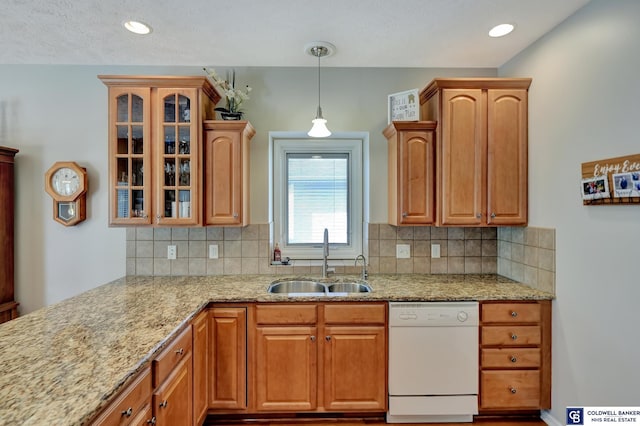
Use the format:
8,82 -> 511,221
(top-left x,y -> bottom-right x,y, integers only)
305,42 -> 335,138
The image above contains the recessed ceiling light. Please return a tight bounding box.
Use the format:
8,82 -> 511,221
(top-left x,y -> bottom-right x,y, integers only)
124,20 -> 152,35
489,23 -> 514,38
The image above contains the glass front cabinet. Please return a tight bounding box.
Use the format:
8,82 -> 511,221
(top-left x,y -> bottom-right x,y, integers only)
100,76 -> 220,226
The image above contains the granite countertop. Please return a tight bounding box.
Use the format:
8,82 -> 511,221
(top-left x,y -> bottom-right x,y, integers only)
0,274 -> 553,425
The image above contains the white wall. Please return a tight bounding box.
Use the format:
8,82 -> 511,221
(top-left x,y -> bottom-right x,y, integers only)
0,65 -> 495,313
500,0 -> 640,421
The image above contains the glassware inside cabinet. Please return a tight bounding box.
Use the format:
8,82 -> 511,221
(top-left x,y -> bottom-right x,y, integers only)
164,159 -> 176,186
178,127 -> 190,154
117,125 -> 128,154
164,126 -> 176,154
131,158 -> 144,187
164,189 -> 176,218
178,95 -> 191,123
178,190 -> 191,218
131,125 -> 144,154
179,159 -> 190,186
132,189 -> 144,218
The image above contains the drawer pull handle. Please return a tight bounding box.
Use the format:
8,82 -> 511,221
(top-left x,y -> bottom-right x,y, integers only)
310,335 -> 316,342
159,400 -> 168,408
511,311 -> 518,318
510,356 -> 517,363
509,387 -> 517,394
511,333 -> 518,340
147,416 -> 156,425
121,407 -> 133,417
175,348 -> 184,355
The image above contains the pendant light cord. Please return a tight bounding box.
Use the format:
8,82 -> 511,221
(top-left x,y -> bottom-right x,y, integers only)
316,47 -> 322,118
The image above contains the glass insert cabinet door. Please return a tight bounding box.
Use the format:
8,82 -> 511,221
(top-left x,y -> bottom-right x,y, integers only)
156,88 -> 200,225
111,87 -> 151,224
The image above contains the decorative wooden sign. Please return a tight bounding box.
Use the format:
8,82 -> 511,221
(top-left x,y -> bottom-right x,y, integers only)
581,153 -> 640,205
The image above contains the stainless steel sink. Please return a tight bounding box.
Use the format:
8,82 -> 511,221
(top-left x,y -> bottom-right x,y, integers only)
267,280 -> 326,295
267,279 -> 372,296
327,282 -> 372,293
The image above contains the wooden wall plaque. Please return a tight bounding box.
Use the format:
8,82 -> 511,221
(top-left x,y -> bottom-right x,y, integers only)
581,153 -> 640,205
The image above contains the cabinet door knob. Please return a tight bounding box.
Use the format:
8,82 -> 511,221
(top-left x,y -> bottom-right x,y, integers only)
491,212 -> 496,218
511,311 -> 518,318
476,213 -> 481,219
310,335 -> 316,342
233,213 -> 239,218
147,416 -> 156,425
159,400 -> 168,408
402,212 -> 408,218
511,333 -> 518,340
175,348 -> 184,355
509,387 -> 517,394
326,335 -> 332,341
121,407 -> 133,417
510,356 -> 517,363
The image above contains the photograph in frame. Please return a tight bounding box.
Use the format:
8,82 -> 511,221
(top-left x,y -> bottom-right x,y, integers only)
581,175 -> 610,200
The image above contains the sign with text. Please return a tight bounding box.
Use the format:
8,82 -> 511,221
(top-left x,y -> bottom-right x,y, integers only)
567,407 -> 640,424
581,153 -> 640,205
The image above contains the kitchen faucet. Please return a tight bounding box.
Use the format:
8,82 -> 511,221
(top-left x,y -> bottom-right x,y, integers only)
322,228 -> 330,278
355,254 -> 368,280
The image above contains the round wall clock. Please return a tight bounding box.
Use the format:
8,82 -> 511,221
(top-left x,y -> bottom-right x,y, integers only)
44,161 -> 88,226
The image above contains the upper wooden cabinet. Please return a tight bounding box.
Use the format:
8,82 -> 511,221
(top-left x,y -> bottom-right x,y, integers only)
99,76 -> 221,226
420,78 -> 531,226
203,121 -> 255,226
384,121 -> 437,226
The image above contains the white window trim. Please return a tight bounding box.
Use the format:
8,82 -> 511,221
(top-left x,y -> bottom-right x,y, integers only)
269,131 -> 370,261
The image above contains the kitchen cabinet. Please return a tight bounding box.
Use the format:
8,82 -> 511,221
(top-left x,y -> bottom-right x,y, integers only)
91,368 -> 152,426
0,146 -> 18,324
420,78 -> 531,226
99,76 -> 220,226
203,121 -> 255,226
383,122 -> 437,226
479,300 -> 551,411
192,310 -> 208,425
252,303 -> 387,413
209,306 -> 247,411
323,304 -> 387,411
152,325 -> 193,426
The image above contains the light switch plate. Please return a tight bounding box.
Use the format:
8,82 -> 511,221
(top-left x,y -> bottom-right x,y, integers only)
431,243 -> 441,258
209,244 -> 219,259
167,245 -> 177,260
396,244 -> 410,259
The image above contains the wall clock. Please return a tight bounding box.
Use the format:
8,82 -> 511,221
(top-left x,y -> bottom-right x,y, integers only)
44,161 -> 88,226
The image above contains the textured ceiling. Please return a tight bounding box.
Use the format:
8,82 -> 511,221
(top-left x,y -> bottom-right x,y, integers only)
1,0 -> 590,67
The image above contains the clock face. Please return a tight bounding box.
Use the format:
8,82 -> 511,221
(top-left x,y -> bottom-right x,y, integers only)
51,167 -> 81,196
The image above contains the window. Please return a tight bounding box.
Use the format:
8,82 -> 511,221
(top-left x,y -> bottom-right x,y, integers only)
270,133 -> 368,260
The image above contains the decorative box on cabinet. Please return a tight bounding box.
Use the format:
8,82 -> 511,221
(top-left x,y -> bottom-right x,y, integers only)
0,146 -> 18,324
99,76 -> 221,226
203,121 -> 255,226
420,78 -> 531,226
383,121 -> 437,226
479,300 -> 551,412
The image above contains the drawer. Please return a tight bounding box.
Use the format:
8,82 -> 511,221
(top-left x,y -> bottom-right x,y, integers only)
482,302 -> 541,324
92,368 -> 151,426
324,303 -> 386,325
481,370 -> 541,409
482,325 -> 541,346
481,348 -> 541,368
153,325 -> 193,387
256,304 -> 317,325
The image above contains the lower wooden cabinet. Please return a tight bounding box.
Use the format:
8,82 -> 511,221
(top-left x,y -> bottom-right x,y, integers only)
252,303 -> 387,413
479,300 -> 551,411
208,307 -> 247,410
192,310 -> 209,425
153,352 -> 192,425
91,367 -> 152,426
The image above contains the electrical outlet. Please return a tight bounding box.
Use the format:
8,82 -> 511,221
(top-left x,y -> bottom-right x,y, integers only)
431,243 -> 441,259
396,244 -> 411,259
209,244 -> 219,259
167,245 -> 177,260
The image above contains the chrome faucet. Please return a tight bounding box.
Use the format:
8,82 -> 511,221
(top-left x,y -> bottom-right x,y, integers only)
355,254 -> 368,280
322,228 -> 330,278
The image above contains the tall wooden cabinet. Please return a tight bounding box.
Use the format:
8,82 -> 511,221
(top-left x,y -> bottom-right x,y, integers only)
0,146 -> 18,324
203,121 -> 255,226
420,78 -> 531,226
99,76 -> 221,226
384,121 -> 437,225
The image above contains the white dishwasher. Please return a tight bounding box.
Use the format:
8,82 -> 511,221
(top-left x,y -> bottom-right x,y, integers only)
387,302 -> 479,423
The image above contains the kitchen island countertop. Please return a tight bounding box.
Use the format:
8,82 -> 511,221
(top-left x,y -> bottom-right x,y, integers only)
0,274 -> 552,425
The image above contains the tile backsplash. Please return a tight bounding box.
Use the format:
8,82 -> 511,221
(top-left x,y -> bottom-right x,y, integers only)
126,223 -> 555,295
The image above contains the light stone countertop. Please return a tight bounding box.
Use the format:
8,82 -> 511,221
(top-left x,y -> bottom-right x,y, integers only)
0,274 -> 553,426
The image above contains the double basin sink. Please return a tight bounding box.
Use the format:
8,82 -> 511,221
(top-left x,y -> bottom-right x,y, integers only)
267,279 -> 371,296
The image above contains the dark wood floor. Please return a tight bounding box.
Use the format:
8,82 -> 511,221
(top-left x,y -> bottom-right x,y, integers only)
205,418 -> 547,426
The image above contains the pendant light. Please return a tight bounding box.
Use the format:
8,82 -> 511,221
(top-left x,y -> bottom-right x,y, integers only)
306,42 -> 335,138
